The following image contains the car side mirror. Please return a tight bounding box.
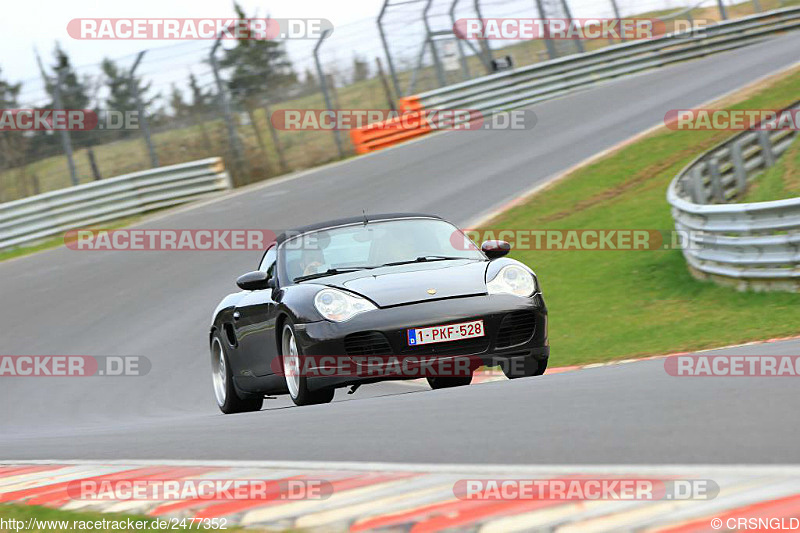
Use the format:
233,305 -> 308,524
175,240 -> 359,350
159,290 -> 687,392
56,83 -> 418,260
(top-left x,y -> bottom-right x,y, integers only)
481,240 -> 511,259
236,271 -> 271,291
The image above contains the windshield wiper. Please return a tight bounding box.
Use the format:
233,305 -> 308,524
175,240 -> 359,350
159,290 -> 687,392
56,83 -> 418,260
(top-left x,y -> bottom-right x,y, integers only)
293,267 -> 376,283
381,256 -> 472,267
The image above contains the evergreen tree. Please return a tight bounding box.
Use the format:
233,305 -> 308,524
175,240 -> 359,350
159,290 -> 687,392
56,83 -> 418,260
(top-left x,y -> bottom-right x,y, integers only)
219,2 -> 298,105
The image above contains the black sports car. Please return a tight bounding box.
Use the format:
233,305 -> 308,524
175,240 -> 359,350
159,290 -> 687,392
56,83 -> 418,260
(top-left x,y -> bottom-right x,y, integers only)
209,213 -> 549,412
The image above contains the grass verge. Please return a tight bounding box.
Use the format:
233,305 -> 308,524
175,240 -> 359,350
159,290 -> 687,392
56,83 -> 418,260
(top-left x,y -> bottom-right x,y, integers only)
480,66 -> 800,367
0,215 -> 148,264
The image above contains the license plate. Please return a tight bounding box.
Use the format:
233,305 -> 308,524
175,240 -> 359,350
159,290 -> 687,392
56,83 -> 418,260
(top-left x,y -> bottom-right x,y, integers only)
407,320 -> 484,346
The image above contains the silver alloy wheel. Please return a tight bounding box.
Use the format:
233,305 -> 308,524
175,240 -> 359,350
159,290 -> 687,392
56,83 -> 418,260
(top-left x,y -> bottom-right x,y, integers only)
282,325 -> 301,399
211,338 -> 227,407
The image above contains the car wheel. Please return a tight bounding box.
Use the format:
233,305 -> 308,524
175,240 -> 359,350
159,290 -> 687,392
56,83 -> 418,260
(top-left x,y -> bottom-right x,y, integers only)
502,356 -> 548,379
281,322 -> 335,406
427,375 -> 473,389
211,333 -> 263,414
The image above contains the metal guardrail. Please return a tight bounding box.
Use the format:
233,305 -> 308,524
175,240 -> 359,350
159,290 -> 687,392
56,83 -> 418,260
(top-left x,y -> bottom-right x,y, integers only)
0,158 -> 231,251
667,102 -> 800,292
413,7 -> 800,114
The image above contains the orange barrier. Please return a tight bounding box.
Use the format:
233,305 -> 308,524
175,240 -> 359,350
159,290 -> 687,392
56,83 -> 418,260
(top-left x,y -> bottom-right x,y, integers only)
349,95 -> 431,154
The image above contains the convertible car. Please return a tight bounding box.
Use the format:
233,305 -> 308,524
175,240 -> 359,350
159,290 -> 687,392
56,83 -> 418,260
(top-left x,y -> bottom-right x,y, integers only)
209,213 -> 549,412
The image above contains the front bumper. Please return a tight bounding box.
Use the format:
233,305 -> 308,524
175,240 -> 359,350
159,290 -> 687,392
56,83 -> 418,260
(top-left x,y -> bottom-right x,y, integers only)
293,293 -> 548,390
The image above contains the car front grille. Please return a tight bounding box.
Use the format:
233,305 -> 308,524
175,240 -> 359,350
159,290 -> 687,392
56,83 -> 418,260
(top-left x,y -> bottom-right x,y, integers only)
344,331 -> 394,356
400,336 -> 490,356
495,311 -> 536,348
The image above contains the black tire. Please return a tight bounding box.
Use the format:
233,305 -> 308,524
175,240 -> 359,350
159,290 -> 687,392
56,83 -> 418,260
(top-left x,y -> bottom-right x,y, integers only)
502,356 -> 548,379
427,375 -> 473,389
211,333 -> 263,414
280,322 -> 335,406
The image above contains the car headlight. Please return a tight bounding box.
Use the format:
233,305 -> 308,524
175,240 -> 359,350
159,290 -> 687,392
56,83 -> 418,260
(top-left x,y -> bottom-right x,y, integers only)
486,265 -> 537,297
314,288 -> 376,322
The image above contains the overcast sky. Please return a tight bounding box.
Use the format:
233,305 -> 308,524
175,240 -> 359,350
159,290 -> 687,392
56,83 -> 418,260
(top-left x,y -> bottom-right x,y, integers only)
1,0 -> 386,84
2,0 -> 692,104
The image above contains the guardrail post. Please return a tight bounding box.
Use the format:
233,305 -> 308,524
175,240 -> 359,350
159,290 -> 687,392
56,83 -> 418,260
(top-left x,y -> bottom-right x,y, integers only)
752,0 -> 762,12
690,164 -> 709,204
707,158 -> 725,203
757,130 -> 776,167
729,141 -> 747,195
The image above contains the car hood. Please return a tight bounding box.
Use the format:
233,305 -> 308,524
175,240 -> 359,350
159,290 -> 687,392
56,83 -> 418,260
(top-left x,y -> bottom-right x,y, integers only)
326,260 -> 489,307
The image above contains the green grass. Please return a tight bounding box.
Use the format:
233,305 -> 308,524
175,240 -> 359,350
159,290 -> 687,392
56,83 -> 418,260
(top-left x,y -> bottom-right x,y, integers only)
481,67 -> 800,367
741,135 -> 800,202
0,215 -> 146,263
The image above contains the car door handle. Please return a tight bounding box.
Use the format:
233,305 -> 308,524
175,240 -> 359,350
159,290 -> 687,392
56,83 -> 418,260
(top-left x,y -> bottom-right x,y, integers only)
233,311 -> 241,320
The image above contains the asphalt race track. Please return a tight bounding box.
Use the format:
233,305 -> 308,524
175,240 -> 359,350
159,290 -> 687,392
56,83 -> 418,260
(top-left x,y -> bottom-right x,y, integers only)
1,32 -> 799,463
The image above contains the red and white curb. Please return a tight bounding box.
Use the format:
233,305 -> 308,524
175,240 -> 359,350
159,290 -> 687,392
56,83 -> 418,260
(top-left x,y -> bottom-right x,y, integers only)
2,461 -> 800,532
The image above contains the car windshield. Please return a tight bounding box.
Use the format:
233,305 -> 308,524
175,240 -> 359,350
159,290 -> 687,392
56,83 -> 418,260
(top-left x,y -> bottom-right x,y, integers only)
281,218 -> 483,282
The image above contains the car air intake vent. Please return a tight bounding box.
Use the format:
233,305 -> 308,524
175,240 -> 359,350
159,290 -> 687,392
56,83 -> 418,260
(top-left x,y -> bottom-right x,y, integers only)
344,331 -> 394,356
495,311 -> 536,348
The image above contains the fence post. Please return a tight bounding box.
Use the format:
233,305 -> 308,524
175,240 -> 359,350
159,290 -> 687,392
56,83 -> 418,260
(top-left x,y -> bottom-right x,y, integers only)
609,0 -> 625,43
377,0 -> 402,101
210,37 -> 246,181
717,0 -> 728,20
752,0 -> 762,12
424,0 -> 448,88
474,0 -> 495,71
129,51 -> 159,168
375,57 -> 397,111
449,0 -> 471,80
535,0 -> 559,60
314,29 -> 344,159
263,105 -> 288,174
560,0 -> 585,54
87,147 -> 102,180
52,70 -> 79,187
